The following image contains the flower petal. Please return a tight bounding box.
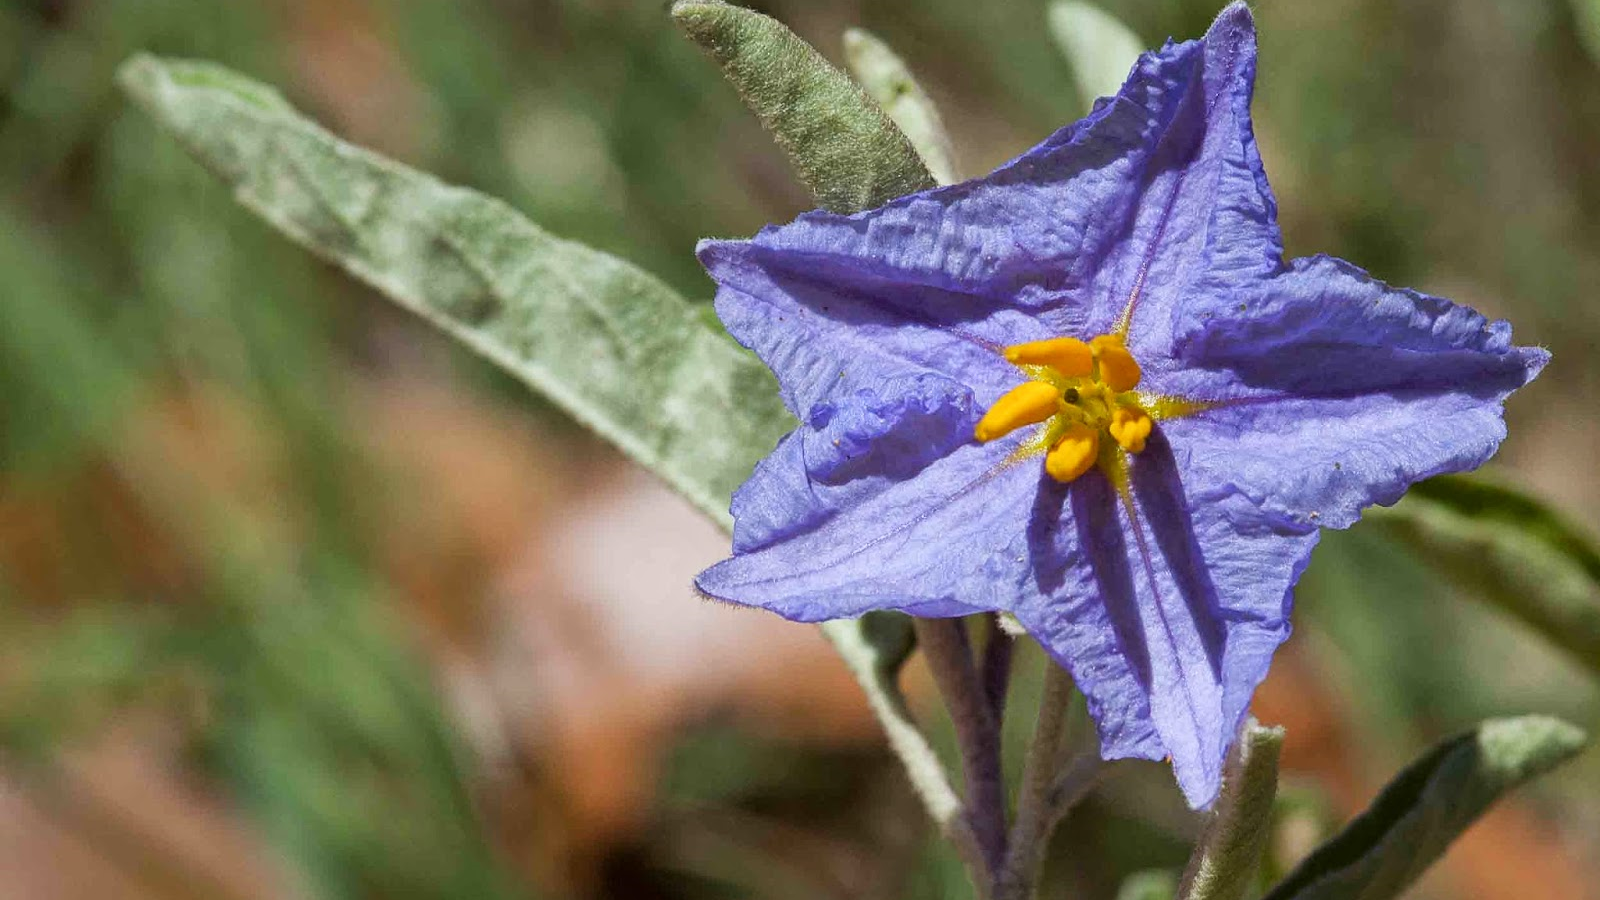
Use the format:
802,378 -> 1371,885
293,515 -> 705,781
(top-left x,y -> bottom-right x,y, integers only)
696,435 -> 1038,622
1109,3 -> 1286,353
702,238 -> 1024,414
1019,433 -> 1315,808
730,370 -> 976,553
1158,254 -> 1548,530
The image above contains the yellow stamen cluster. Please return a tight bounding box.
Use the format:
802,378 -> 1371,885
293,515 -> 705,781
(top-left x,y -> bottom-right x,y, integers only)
974,334 -> 1154,483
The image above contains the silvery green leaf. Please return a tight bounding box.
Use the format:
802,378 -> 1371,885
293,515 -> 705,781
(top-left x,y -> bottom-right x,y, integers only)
116,53 -> 793,528
671,0 -> 936,212
1261,716 -> 1586,900
1047,1 -> 1146,114
1179,720 -> 1284,900
1368,475 -> 1600,679
841,27 -> 959,185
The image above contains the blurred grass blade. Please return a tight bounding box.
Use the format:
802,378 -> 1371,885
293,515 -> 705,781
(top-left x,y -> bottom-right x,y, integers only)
842,28 -> 958,185
1179,721 -> 1284,900
671,0 -> 936,211
1368,475 -> 1600,679
1261,716 -> 1586,900
0,207 -> 136,465
1047,1 -> 1145,114
1118,871 -> 1180,900
0,605 -> 178,759
1573,0 -> 1600,66
212,573 -> 521,900
116,52 -> 966,856
116,53 -> 794,528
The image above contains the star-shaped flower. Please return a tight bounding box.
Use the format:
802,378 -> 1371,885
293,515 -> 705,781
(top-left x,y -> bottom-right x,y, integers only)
693,3 -> 1546,807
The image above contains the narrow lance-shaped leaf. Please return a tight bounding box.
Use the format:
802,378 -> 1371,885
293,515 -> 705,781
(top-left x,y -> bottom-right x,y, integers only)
1368,475 -> 1600,679
671,0 -> 936,211
1179,720 -> 1285,900
1261,715 -> 1587,900
1047,1 -> 1147,114
842,27 -> 959,185
116,54 -> 793,528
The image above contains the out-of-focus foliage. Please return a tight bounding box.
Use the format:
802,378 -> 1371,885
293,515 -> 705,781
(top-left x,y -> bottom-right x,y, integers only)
1262,717 -> 1587,900
1370,476 -> 1600,680
1047,1 -> 1147,113
3,1 -> 1600,899
1117,870 -> 1180,900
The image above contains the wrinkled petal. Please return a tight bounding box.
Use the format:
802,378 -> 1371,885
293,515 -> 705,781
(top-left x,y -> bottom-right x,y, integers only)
1154,254 -> 1548,530
1109,3 -> 1285,358
1019,432 -> 1315,806
698,434 -> 1037,622
704,238 -> 1025,415
731,371 -> 976,553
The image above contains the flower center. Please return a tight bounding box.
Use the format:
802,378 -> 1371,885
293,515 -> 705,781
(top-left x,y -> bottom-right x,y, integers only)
973,334 -> 1153,483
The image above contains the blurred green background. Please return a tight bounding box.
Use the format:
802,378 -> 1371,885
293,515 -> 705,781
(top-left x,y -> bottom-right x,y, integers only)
1,0 -> 1598,898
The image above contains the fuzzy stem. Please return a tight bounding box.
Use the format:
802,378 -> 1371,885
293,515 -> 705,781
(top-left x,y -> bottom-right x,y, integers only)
994,661 -> 1076,900
980,616 -> 1015,724
914,617 -> 1007,886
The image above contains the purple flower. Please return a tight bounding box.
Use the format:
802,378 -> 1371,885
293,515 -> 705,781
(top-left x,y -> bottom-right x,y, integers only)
693,3 -> 1546,807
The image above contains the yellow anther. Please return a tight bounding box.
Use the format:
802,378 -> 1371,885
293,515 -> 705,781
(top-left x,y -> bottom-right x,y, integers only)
1109,406 -> 1153,453
1004,337 -> 1094,376
1045,424 -> 1099,483
974,381 -> 1061,443
1091,335 -> 1142,392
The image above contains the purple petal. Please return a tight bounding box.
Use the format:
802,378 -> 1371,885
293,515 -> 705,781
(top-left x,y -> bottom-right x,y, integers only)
731,371 -> 977,553
1110,3 -> 1286,358
1156,254 -> 1548,530
702,238 -> 1025,415
696,436 -> 1037,622
1021,431 -> 1314,807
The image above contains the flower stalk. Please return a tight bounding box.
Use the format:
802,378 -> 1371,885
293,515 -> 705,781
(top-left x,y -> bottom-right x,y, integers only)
994,661 -> 1077,900
980,616 -> 1015,723
915,617 -> 1009,886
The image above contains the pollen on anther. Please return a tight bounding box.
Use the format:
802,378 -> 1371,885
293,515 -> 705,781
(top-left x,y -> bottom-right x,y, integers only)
975,381 -> 1060,442
1045,424 -> 1098,483
1109,407 -> 1153,453
1004,337 -> 1094,376
1091,335 -> 1142,392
